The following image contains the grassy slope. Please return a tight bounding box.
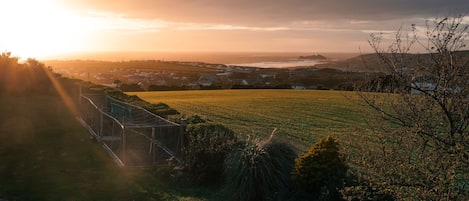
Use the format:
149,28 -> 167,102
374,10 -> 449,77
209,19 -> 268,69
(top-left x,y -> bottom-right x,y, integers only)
129,89 -> 369,151
0,95 -> 212,201
0,95 -> 135,200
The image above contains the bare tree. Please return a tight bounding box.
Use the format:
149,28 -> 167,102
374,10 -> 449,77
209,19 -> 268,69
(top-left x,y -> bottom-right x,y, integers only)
354,16 -> 469,200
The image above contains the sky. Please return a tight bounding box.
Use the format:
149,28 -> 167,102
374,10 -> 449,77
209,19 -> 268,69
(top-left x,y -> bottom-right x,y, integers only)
0,0 -> 468,59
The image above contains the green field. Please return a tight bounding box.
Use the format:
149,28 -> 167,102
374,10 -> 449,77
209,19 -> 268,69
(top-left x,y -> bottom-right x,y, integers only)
129,89 -> 368,150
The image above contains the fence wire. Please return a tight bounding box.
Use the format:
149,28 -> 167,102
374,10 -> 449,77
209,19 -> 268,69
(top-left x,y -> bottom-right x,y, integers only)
79,93 -> 184,167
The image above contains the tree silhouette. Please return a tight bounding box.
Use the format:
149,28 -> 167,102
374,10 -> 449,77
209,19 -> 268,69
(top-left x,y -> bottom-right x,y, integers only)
356,16 -> 469,200
0,52 -> 52,95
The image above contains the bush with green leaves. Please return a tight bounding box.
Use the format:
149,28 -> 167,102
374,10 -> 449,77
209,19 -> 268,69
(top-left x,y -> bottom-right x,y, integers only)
224,135 -> 296,201
291,136 -> 348,200
341,183 -> 396,201
186,114 -> 207,125
183,123 -> 237,185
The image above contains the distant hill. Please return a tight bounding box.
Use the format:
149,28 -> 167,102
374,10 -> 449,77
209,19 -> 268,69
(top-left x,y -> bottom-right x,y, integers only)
316,54 -> 386,72
298,54 -> 327,60
317,51 -> 469,72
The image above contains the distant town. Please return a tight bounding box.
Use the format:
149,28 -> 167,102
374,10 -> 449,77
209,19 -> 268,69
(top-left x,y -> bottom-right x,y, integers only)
46,55 -> 370,91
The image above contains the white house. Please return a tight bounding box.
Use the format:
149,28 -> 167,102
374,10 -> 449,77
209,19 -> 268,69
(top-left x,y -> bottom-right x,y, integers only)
411,81 -> 435,95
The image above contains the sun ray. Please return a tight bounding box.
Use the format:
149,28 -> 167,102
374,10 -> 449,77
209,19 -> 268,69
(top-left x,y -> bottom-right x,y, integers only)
42,67 -> 80,117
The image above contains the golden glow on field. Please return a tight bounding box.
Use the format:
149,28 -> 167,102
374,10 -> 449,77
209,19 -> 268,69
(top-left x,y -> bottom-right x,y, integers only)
129,90 -> 367,150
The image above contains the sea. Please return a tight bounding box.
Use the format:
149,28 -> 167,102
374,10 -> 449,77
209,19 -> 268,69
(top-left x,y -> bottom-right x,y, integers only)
47,51 -> 359,68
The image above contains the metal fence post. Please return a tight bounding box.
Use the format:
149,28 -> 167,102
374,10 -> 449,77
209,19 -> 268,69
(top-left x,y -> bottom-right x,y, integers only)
179,118 -> 187,157
99,105 -> 104,138
122,117 -> 126,165
151,127 -> 155,163
78,84 -> 82,105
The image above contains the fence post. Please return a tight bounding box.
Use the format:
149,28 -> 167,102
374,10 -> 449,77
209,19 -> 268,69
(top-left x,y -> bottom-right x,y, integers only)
99,105 -> 104,138
151,127 -> 155,163
122,117 -> 126,166
78,84 -> 82,105
150,128 -> 155,155
178,118 -> 187,157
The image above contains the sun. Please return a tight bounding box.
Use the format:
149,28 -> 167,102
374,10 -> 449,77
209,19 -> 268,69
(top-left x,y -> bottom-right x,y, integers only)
0,0 -> 93,59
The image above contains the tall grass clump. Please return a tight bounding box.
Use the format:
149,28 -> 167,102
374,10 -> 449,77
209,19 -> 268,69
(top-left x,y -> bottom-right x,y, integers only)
291,136 -> 348,200
224,131 -> 296,201
183,123 -> 237,185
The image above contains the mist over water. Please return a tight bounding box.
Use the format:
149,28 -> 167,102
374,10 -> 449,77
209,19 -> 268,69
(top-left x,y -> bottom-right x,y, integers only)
228,60 -> 326,68
46,51 -> 359,68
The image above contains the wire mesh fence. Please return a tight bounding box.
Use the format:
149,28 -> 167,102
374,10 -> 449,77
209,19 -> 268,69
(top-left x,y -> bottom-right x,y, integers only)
79,93 -> 184,167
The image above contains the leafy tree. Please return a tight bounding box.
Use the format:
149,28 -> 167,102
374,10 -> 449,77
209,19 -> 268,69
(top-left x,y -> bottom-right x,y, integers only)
183,123 -> 237,185
356,16 -> 469,200
291,136 -> 347,200
23,58 -> 51,94
113,79 -> 122,88
186,114 -> 207,125
119,83 -> 144,92
0,52 -> 19,94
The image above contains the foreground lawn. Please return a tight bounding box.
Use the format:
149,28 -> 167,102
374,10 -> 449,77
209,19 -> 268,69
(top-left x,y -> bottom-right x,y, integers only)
0,95 -> 213,201
129,89 -> 368,150
0,95 -> 132,200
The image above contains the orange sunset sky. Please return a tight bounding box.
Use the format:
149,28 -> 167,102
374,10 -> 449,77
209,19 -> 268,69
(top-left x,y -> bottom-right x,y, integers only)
1,0 -> 468,59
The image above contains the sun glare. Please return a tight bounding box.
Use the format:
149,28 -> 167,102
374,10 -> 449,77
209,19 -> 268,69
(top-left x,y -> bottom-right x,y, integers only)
0,0 -> 93,59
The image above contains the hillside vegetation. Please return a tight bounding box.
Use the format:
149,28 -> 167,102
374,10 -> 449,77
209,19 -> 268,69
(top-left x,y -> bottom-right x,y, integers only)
0,53 -> 215,201
0,96 -> 136,200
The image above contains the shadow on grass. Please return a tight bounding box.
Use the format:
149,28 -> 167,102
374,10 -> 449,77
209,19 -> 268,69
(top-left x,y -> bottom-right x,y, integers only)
0,95 -> 215,201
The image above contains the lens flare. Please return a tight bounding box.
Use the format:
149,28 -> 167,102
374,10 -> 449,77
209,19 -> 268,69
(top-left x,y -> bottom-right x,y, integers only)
42,68 -> 80,117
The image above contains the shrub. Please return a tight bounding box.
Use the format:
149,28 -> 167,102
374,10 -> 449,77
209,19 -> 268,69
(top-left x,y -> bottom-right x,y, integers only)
224,135 -> 296,201
341,184 -> 396,201
186,114 -> 207,125
291,136 -> 348,200
183,123 -> 237,185
119,83 -> 144,92
104,87 -> 179,118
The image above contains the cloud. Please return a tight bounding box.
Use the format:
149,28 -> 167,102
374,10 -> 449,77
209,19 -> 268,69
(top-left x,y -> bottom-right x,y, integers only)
62,0 -> 469,26
174,23 -> 288,31
80,11 -> 168,33
60,0 -> 469,39
50,0 -> 469,53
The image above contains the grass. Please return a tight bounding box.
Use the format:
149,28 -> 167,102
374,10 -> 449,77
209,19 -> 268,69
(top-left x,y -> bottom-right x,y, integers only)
0,89 -> 367,200
129,89 -> 369,151
0,95 -> 130,200
0,95 -> 215,201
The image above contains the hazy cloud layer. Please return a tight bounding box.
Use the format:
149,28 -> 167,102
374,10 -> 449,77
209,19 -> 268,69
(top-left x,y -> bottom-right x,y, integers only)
14,0 -> 467,55
63,0 -> 468,26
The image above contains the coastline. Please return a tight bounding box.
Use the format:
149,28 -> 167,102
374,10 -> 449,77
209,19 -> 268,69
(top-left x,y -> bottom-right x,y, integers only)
42,51 -> 359,66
